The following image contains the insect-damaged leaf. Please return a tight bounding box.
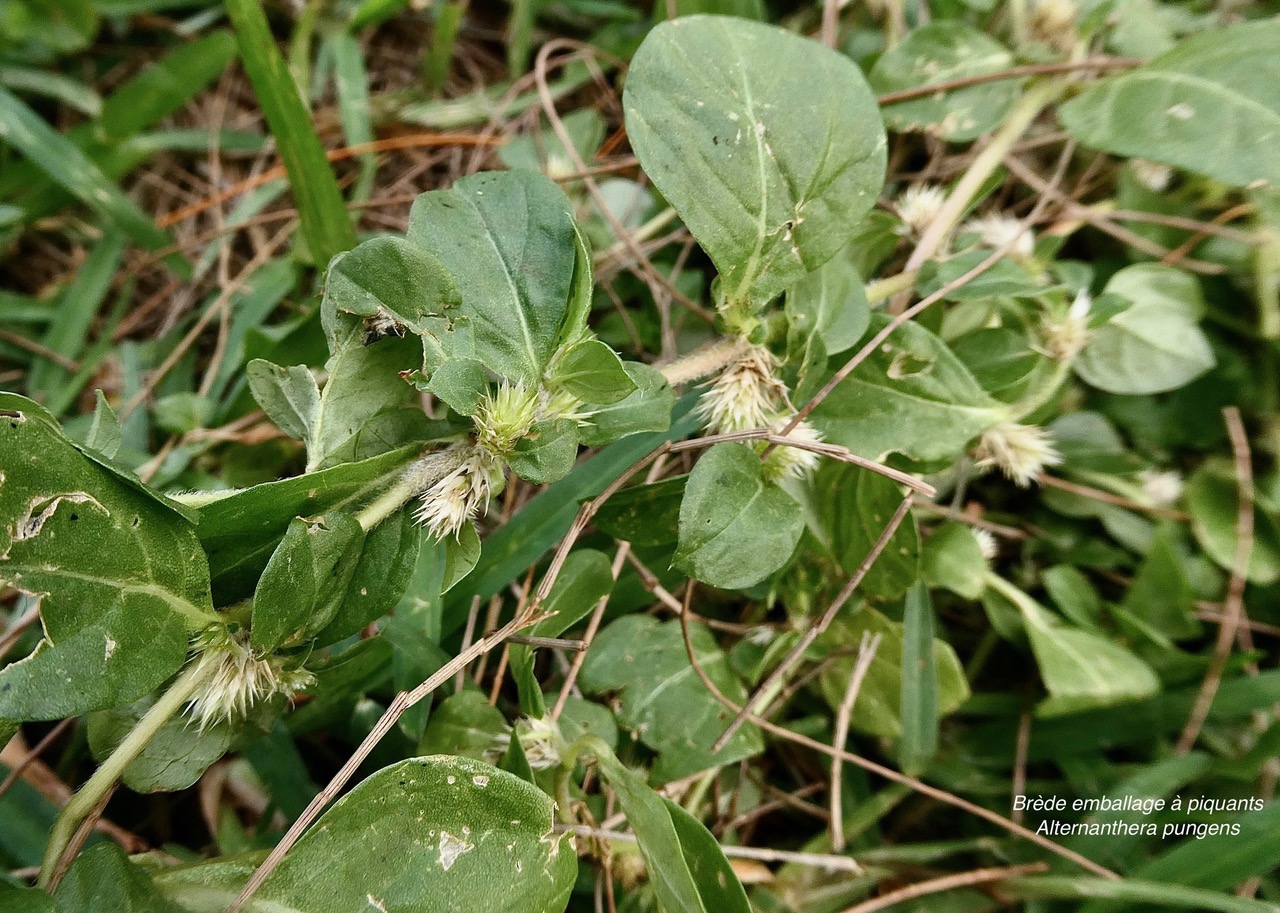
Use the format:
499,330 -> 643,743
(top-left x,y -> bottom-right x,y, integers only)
0,394 -> 215,721
155,756 -> 576,913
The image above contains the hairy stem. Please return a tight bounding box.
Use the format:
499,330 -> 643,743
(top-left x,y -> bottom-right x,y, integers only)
39,659 -> 212,888
354,447 -> 471,533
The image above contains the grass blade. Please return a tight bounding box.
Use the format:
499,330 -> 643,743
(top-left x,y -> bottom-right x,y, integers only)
0,88 -> 169,250
899,581 -> 939,775
225,0 -> 357,265
1006,875 -> 1280,913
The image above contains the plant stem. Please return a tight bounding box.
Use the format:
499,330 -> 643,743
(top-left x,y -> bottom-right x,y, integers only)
658,337 -> 750,386
904,79 -> 1063,276
866,270 -> 917,306
354,448 -> 470,533
38,660 -> 212,889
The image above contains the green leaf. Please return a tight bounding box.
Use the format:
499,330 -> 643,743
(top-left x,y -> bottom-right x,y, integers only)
418,691 -> 508,761
1120,800 -> 1280,897
88,695 -> 232,793
785,254 -> 870,399
1187,467 -> 1280,585
196,446 -> 421,603
246,360 -> 320,443
810,315 -> 1008,463
99,31 -> 238,141
225,0 -> 356,263
257,757 -> 575,912
817,607 -> 969,740
408,171 -> 579,385
1122,526 -> 1199,639
675,443 -> 804,589
251,512 -> 364,651
1009,874 -> 1280,913
623,15 -> 886,309
810,463 -> 919,600
424,357 -> 490,416
508,419 -> 580,485
593,475 -> 686,547
899,583 -> 939,775
1074,264 -> 1215,395
921,523 -> 988,600
593,747 -> 751,913
577,362 -> 675,446
549,339 -> 636,405
1059,21 -> 1280,187
85,391 -> 121,460
323,236 -> 463,339
308,321 -> 426,471
996,579 -> 1160,716
0,88 -> 169,250
0,394 -> 215,720
53,843 -> 178,913
579,615 -> 763,780
871,23 -> 1020,141
28,232 -> 124,402
312,508 -> 423,647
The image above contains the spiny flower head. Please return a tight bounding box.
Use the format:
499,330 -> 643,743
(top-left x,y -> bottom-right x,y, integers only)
1028,0 -> 1078,53
1140,468 -> 1184,507
975,421 -> 1063,487
1041,289 -> 1093,361
1132,159 -> 1174,192
474,382 -> 540,457
187,628 -> 313,732
507,716 -> 565,770
762,417 -> 824,482
895,184 -> 947,238
973,528 -> 999,561
963,214 -> 1035,260
413,447 -> 501,540
695,344 -> 786,434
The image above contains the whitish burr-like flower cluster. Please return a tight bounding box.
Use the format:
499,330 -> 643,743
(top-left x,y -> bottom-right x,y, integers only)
1028,0 -> 1078,53
974,528 -> 999,561
695,344 -> 825,481
492,716 -> 563,770
1041,290 -> 1093,361
1132,159 -> 1174,192
975,422 -> 1063,487
695,344 -> 787,434
764,415 -> 824,482
186,629 -> 313,731
474,382 -> 540,457
963,214 -> 1035,260
1140,469 -> 1184,507
895,184 -> 947,238
413,447 -> 501,540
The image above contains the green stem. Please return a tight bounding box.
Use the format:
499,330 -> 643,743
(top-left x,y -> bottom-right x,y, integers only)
39,660 -> 213,889
866,270 -> 918,306
904,79 -> 1063,275
354,448 -> 470,533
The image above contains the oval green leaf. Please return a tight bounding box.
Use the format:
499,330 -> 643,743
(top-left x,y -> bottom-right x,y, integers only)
624,15 -> 887,310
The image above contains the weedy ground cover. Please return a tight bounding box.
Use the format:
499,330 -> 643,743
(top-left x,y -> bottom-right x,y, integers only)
0,1 -> 1279,912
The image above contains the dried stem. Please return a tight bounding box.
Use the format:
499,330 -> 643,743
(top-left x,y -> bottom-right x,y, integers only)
831,631 -> 882,851
1176,407 -> 1254,753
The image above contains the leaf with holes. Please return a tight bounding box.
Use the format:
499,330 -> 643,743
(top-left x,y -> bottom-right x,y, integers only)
0,394 -> 215,721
